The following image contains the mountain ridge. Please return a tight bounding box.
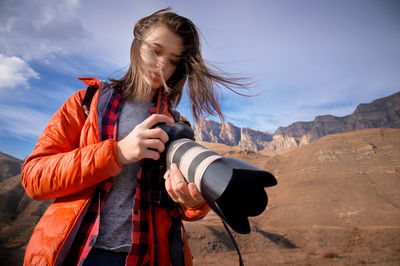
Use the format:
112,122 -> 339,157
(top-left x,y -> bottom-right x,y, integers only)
194,91 -> 400,154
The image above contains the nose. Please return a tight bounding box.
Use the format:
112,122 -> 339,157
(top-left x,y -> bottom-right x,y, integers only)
156,57 -> 168,70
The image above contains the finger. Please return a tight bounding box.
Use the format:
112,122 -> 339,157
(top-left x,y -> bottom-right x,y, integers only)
165,175 -> 172,193
144,127 -> 169,144
187,183 -> 204,202
141,149 -> 161,161
142,139 -> 165,153
169,164 -> 190,198
172,180 -> 190,201
174,180 -> 189,196
165,175 -> 180,202
170,163 -> 185,185
141,114 -> 174,129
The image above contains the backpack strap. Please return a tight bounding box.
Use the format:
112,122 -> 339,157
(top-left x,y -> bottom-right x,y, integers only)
81,86 -> 99,117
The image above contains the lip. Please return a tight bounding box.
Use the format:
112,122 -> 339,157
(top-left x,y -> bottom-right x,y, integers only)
150,71 -> 161,81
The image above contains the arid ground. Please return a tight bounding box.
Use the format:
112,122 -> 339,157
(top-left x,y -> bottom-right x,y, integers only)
186,128 -> 400,265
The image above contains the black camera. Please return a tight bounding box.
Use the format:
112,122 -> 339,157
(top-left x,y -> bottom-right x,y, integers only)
155,121 -> 195,145
157,121 -> 277,234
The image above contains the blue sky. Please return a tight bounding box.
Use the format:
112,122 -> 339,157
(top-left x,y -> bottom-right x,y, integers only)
0,0 -> 399,159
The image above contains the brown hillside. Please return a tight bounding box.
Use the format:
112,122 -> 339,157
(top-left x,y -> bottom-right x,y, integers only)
0,151 -> 23,182
187,128 -> 400,265
0,174 -> 52,265
264,128 -> 400,228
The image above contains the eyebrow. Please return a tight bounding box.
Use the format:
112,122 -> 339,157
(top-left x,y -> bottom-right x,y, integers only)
153,42 -> 182,58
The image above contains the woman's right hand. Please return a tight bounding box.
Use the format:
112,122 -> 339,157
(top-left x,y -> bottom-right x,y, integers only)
116,114 -> 174,164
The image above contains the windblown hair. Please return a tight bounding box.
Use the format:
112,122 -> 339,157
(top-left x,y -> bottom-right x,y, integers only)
111,8 -> 249,122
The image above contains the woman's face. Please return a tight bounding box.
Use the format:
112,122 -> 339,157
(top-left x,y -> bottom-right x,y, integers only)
140,24 -> 183,90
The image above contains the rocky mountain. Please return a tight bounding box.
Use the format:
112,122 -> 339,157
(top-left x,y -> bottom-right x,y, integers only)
194,91 -> 400,154
194,120 -> 273,151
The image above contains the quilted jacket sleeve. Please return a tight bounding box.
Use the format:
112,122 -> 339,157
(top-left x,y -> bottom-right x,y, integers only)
182,201 -> 210,221
21,90 -> 123,201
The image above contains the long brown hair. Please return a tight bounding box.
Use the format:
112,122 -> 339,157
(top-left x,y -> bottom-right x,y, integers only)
111,8 -> 250,122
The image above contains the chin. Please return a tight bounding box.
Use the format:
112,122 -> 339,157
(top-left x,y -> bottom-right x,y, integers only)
151,83 -> 162,90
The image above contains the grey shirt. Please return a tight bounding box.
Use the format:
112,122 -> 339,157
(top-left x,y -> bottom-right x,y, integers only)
94,99 -> 154,252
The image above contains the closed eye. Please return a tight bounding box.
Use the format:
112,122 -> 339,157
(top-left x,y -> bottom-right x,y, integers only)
170,59 -> 179,66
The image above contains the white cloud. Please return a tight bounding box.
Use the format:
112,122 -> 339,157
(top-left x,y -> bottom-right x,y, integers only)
0,54 -> 39,89
0,0 -> 86,61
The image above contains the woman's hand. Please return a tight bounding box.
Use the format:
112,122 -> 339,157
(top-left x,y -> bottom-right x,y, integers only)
116,114 -> 174,164
165,163 -> 205,208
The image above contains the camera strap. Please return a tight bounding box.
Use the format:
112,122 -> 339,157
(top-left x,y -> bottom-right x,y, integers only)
222,220 -> 244,266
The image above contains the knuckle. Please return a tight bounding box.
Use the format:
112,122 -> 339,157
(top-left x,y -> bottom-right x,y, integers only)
159,141 -> 165,151
159,145 -> 165,153
155,128 -> 164,135
135,131 -> 143,138
176,183 -> 186,190
162,132 -> 169,142
139,147 -> 147,157
152,114 -> 161,121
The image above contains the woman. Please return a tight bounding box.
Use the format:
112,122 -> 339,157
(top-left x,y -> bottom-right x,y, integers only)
21,8 -> 245,266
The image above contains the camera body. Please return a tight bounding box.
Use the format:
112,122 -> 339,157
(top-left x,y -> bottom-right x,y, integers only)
155,121 -> 195,144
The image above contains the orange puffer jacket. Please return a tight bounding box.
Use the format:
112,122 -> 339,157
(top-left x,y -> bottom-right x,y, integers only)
21,77 -> 210,266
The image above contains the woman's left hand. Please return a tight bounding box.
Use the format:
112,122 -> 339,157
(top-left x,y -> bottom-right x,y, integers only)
165,163 -> 205,208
